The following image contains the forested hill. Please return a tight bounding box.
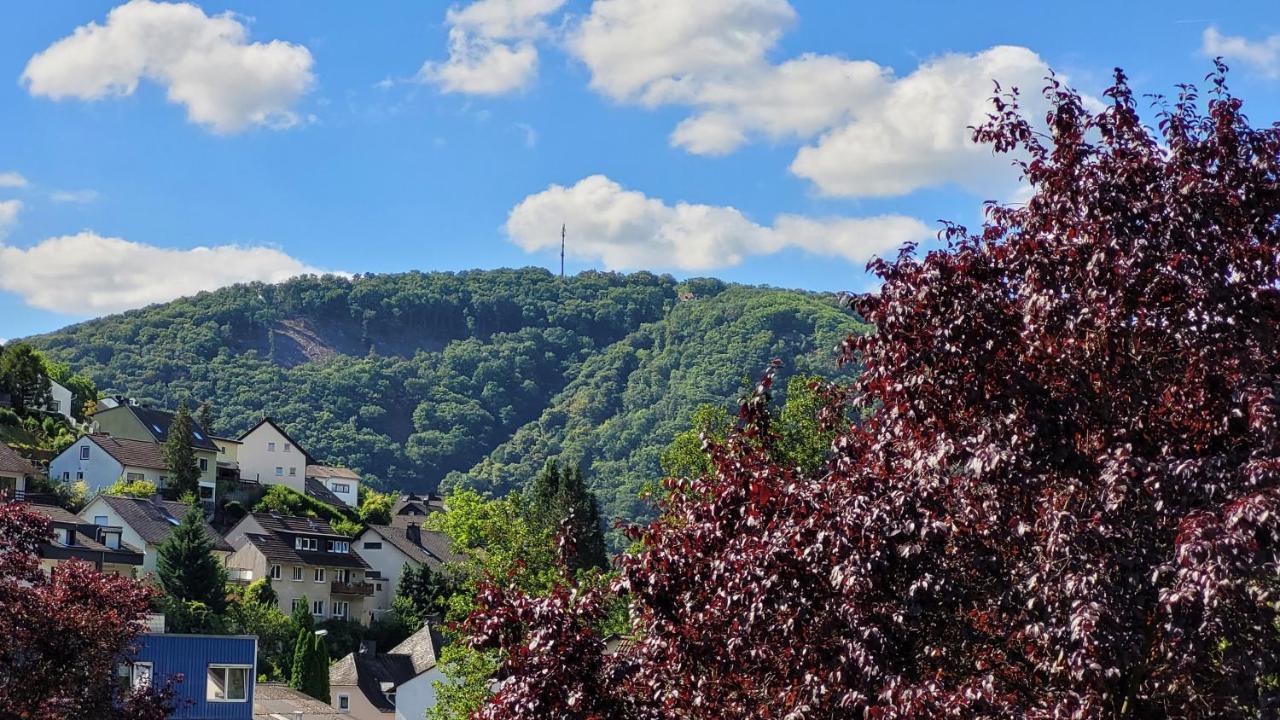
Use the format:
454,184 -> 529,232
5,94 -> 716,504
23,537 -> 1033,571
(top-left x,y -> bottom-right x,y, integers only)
25,268 -> 866,525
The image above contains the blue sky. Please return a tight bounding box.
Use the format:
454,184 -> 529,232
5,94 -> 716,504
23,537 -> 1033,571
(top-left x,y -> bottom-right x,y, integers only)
2,0 -> 1279,339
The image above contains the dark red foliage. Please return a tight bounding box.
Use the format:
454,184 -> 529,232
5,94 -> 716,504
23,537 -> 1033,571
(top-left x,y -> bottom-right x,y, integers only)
0,500 -> 175,719
465,65 -> 1280,718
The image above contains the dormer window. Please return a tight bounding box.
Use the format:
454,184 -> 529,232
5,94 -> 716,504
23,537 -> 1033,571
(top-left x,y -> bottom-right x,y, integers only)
52,527 -> 71,546
103,532 -> 121,550
294,537 -> 318,551
328,540 -> 349,554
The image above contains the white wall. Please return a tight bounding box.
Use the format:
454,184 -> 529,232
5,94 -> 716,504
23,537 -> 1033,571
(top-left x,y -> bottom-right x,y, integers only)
45,381 -> 74,422
318,477 -> 359,508
79,496 -> 157,573
355,527 -> 413,614
237,423 -> 305,492
49,438 -> 125,494
395,667 -> 445,720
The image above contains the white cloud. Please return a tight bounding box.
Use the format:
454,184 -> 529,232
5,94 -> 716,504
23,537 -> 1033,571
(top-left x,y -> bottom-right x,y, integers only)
1203,27 -> 1280,79
568,0 -> 1056,198
0,201 -> 21,237
0,231 -> 330,314
50,189 -> 101,204
514,122 -> 538,148
506,174 -> 930,270
420,0 -> 565,95
22,0 -> 314,133
0,172 -> 28,188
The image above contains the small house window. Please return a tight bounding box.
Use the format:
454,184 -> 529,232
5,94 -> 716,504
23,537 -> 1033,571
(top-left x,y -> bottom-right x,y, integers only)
269,564 -> 281,580
51,400 -> 61,412
363,541 -> 382,550
267,442 -> 276,452
292,598 -> 305,611
333,483 -> 350,493
275,467 -> 283,476
312,599 -> 324,616
329,540 -> 349,554
288,467 -> 297,477
94,515 -> 108,525
206,665 -> 249,702
199,458 -> 208,472
338,693 -> 350,711
126,472 -> 144,482
52,527 -> 70,545
80,446 -> 91,460
131,662 -> 152,690
333,601 -> 349,618
76,472 -> 84,480
284,444 -> 292,453
314,568 -> 326,583
104,532 -> 120,550
334,568 -> 350,583
292,566 -> 304,581
62,471 -> 70,480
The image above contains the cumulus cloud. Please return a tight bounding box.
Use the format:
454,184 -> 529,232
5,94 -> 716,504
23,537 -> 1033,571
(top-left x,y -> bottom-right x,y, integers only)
506,174 -> 930,270
0,172 -> 28,188
568,0 -> 1056,198
0,231 -> 330,314
22,0 -> 314,133
50,189 -> 101,204
0,201 -> 21,237
420,0 -> 565,95
1203,27 -> 1280,79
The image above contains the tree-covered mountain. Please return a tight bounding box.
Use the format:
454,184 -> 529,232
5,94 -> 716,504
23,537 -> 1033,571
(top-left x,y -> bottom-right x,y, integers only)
25,269 -> 865,528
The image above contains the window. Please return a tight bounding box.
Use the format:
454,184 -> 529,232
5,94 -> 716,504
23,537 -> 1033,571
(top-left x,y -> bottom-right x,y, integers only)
126,472 -> 144,482
333,483 -> 350,493
338,694 -> 350,712
269,564 -> 281,580
51,400 -> 61,412
199,485 -> 213,499
333,601 -> 349,618
206,665 -> 249,702
292,598 -> 305,611
376,583 -> 382,592
198,458 -> 208,472
328,540 -> 349,554
52,527 -> 70,545
267,442 -> 276,452
131,662 -> 153,690
295,537 -> 318,551
76,472 -> 84,480
275,467 -> 284,476
292,566 -> 304,581
314,568 -> 326,582
334,568 -> 350,583
62,471 -> 70,480
94,515 -> 108,525
288,467 -> 297,477
284,444 -> 292,453
363,541 -> 382,550
312,599 -> 324,616
103,532 -> 121,550
80,446 -> 90,460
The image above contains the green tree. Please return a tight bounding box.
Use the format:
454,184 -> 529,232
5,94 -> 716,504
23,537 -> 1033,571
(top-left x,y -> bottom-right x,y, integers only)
393,563 -> 455,629
659,404 -> 733,482
290,628 -> 329,701
163,400 -> 201,499
358,487 -> 394,526
243,577 -> 277,607
524,460 -> 608,572
227,594 -> 293,681
105,477 -> 158,498
0,343 -> 52,415
196,401 -> 215,435
42,359 -> 97,421
155,505 -> 227,615
291,594 -> 314,632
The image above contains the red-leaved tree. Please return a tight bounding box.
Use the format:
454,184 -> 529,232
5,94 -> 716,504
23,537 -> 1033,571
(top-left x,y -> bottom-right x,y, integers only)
0,500 -> 178,719
463,65 -> 1280,718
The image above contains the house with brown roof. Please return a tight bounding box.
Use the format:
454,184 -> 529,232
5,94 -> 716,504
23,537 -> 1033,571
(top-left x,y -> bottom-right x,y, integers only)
28,502 -> 144,576
225,512 -> 375,625
390,493 -> 445,519
306,464 -> 360,508
78,494 -> 232,574
253,683 -> 347,720
236,418 -> 314,492
355,520 -> 461,618
329,625 -> 446,720
93,403 -> 219,505
48,434 -> 174,495
0,440 -> 38,501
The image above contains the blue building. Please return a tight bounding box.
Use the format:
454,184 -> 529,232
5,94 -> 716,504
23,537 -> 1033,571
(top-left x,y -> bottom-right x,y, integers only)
125,633 -> 258,719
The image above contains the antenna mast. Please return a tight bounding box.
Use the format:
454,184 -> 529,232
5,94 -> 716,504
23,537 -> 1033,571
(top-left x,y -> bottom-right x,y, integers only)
560,223 -> 566,279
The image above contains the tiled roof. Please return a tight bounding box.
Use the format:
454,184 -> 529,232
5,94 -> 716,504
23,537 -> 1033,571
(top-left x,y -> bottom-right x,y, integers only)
243,532 -> 370,570
304,478 -> 345,508
114,405 -> 218,451
250,512 -> 349,539
364,523 -> 460,570
330,625 -> 443,711
392,493 -> 445,517
97,495 -> 232,551
88,435 -> 167,471
29,503 -> 145,561
306,464 -> 360,480
253,683 -> 347,720
0,441 -> 37,477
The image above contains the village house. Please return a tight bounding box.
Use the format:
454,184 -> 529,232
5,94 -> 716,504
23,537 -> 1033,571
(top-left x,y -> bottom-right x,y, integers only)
235,418 -> 312,491
355,519 -> 460,617
225,512 -> 375,624
254,683 -> 347,720
123,631 -> 259,719
78,494 -> 233,574
305,464 -> 360,508
211,434 -> 244,485
0,440 -> 37,500
329,625 -> 446,720
41,379 -> 75,423
49,434 -> 170,495
92,403 -> 219,505
28,502 -> 144,576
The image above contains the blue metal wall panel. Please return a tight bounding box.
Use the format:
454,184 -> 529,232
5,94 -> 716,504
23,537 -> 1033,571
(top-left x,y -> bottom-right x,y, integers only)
131,634 -> 257,720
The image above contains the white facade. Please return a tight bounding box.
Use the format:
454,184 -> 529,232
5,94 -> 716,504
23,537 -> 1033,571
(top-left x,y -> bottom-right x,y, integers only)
237,420 -> 306,491
317,476 -> 358,508
48,437 -> 164,495
79,495 -> 159,572
354,527 -> 412,614
44,380 -> 74,422
394,667 -> 445,720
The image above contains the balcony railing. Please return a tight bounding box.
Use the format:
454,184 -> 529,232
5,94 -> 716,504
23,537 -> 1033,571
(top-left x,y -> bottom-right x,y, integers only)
330,580 -> 375,597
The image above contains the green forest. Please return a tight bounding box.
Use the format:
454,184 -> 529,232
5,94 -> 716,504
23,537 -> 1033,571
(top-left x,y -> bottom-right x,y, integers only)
25,269 -> 864,530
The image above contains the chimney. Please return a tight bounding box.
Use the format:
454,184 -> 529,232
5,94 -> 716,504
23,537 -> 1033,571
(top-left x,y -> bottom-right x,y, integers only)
405,522 -> 421,547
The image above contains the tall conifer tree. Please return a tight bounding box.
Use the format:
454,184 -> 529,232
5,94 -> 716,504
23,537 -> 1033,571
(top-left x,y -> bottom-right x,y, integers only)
155,504 -> 227,614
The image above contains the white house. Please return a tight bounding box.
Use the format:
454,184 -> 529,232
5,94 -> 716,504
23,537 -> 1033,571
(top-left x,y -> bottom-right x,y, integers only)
355,520 -> 461,617
0,440 -> 36,500
306,465 -> 360,508
79,494 -> 233,574
49,434 -> 171,494
329,625 -> 446,720
236,418 -> 312,491
43,380 -> 74,422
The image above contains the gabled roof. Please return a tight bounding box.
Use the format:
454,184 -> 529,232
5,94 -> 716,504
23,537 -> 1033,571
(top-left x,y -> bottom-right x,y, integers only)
29,503 -> 145,561
242,532 -> 370,569
253,683 -> 347,720
362,523 -> 461,570
0,441 -> 37,477
304,478 -> 345,507
392,493 -> 445,517
85,435 -> 167,471
330,625 -> 443,711
249,511 -> 348,539
102,405 -> 218,451
236,418 -> 314,464
94,495 -> 232,551
306,465 -> 360,481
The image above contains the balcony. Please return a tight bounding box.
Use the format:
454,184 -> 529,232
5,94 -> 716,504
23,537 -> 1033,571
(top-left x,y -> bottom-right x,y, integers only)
331,580 -> 375,597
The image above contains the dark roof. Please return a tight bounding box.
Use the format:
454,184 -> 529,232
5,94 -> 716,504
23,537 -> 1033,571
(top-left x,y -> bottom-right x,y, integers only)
363,523 -> 461,570
243,532 -> 370,570
392,493 -> 445,517
250,511 -> 349,539
29,503 -> 145,563
86,435 -> 167,471
113,405 -> 218,451
253,683 -> 347,720
96,495 -> 232,551
330,625 -> 443,711
0,441 -> 37,477
306,465 -> 360,481
305,478 -> 345,507
236,418 -> 314,464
